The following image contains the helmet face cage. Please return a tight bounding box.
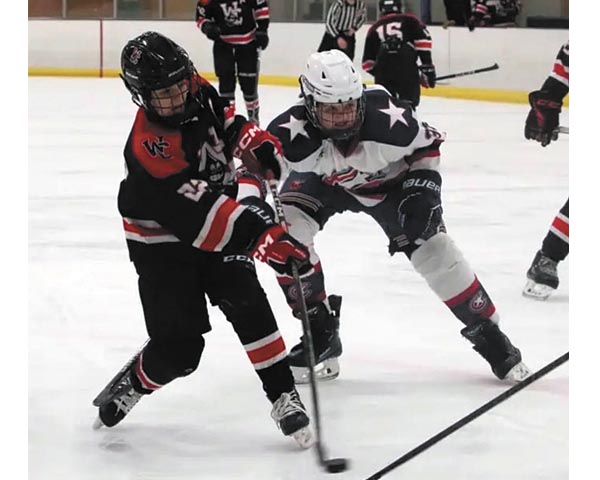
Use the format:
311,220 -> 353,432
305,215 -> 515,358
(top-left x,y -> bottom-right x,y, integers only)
120,32 -> 197,124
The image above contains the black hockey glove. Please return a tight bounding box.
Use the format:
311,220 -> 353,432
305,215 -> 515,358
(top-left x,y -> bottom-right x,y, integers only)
252,225 -> 311,276
201,21 -> 221,41
525,90 -> 562,147
255,31 -> 269,50
398,170 -> 444,243
419,64 -> 436,88
234,122 -> 283,180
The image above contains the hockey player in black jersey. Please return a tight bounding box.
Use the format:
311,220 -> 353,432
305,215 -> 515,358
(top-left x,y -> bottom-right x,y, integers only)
92,31 -> 314,448
244,49 -> 531,384
362,0 -> 436,109
196,0 -> 269,125
468,1 -> 521,29
523,43 -> 569,300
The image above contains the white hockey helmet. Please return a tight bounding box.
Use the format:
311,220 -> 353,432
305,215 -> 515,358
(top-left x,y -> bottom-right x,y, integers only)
299,50 -> 366,140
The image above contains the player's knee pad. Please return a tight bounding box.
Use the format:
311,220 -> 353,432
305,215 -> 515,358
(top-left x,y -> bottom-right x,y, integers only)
238,73 -> 258,98
165,336 -> 205,378
218,75 -> 236,98
410,232 -> 475,300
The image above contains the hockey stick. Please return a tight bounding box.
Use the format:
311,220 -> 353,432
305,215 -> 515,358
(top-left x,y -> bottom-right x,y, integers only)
437,63 -> 499,81
92,339 -> 149,407
557,126 -> 569,134
365,351 -> 569,480
267,181 -> 349,474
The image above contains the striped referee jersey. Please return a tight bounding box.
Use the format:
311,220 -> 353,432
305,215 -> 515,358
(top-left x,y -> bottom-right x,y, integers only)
325,0 -> 367,37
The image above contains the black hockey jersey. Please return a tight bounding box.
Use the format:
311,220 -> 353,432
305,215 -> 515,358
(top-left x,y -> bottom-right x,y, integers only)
195,0 -> 269,45
472,0 -> 520,26
118,74 -> 267,261
540,42 -> 569,101
267,86 -> 445,207
362,13 -> 432,85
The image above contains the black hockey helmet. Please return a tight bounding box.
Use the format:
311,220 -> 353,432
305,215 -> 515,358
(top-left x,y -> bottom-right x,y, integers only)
120,31 -> 198,124
379,0 -> 404,15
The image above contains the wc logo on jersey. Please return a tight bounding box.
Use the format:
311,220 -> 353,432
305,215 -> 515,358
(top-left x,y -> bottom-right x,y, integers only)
220,1 -> 243,26
143,136 -> 172,160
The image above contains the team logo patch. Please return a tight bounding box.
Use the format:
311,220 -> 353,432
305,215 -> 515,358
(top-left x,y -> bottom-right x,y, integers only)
129,47 -> 142,65
143,136 -> 172,159
289,180 -> 305,190
288,282 -> 312,301
469,290 -> 488,313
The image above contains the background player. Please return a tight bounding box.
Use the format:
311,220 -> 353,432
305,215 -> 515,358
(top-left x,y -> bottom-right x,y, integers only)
362,0 -> 436,109
523,42 -> 569,300
196,0 -> 269,125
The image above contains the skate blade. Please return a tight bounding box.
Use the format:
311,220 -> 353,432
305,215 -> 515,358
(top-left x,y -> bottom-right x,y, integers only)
291,426 -> 315,449
522,280 -> 555,300
503,362 -> 532,382
92,416 -> 105,430
291,357 -> 340,384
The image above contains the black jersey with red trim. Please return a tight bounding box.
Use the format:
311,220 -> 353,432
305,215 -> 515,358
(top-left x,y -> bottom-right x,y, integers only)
267,86 -> 445,206
540,42 -> 569,101
362,13 -> 432,87
118,74 -> 271,261
195,0 -> 269,46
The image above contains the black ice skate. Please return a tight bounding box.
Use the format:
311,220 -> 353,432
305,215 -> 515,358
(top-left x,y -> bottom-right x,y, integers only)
461,319 -> 531,382
93,370 -> 148,429
288,295 -> 343,384
523,250 -> 559,300
271,389 -> 313,448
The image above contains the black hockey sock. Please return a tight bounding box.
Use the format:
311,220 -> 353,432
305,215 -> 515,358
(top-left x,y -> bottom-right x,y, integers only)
258,360 -> 296,404
541,199 -> 569,262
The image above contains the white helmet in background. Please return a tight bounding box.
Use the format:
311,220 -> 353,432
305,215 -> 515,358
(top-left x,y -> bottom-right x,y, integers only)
299,50 -> 366,140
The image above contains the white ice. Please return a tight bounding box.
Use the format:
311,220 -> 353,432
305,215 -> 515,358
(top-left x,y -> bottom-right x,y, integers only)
28,78 -> 568,480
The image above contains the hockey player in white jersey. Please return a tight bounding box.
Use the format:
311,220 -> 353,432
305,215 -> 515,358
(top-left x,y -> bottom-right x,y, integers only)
239,50 -> 531,384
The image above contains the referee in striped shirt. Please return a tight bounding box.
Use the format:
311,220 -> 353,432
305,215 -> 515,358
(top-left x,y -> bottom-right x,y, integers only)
318,0 -> 367,60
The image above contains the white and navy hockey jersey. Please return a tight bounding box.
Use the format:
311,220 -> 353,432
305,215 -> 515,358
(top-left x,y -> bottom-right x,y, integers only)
267,86 -> 446,206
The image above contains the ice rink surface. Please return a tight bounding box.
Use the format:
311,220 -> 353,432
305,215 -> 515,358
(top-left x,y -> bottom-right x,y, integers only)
29,78 -> 568,480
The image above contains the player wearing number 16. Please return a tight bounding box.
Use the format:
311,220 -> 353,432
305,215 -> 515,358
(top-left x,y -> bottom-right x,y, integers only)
362,0 -> 436,109
241,49 -> 532,386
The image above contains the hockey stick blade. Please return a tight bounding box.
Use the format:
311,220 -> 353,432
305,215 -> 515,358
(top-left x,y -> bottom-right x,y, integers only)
557,126 -> 569,134
365,352 -> 569,480
437,63 -> 499,81
267,181 -> 349,474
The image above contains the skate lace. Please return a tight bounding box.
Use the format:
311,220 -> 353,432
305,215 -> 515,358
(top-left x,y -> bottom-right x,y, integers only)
271,391 -> 305,424
113,390 -> 143,416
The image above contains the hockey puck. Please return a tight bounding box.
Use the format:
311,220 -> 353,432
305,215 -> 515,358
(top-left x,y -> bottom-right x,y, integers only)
324,458 -> 349,474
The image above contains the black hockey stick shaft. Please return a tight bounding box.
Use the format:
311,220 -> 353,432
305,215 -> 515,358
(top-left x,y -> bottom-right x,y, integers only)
92,339 -> 149,406
437,63 -> 499,81
266,181 -> 335,467
366,352 -> 569,480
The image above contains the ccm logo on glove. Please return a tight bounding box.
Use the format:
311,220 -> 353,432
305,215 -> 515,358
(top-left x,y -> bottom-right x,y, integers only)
234,123 -> 283,180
